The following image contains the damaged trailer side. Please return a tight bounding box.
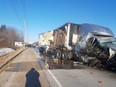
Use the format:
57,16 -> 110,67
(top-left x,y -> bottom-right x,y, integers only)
51,23 -> 81,60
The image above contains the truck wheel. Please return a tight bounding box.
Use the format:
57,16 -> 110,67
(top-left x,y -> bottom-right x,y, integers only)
68,52 -> 73,60
56,50 -> 62,59
62,51 -> 69,60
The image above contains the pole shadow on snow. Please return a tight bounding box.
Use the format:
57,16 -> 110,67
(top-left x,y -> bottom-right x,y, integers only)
25,68 -> 41,87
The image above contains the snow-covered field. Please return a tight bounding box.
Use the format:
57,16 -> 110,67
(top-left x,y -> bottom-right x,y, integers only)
0,48 -> 15,57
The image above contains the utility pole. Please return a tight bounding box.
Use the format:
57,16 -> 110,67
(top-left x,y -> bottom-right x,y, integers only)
24,20 -> 26,47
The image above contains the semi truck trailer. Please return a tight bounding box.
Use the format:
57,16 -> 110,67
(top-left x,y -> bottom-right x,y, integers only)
39,22 -> 116,69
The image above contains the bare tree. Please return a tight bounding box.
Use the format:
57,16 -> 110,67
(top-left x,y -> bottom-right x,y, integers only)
0,25 -> 24,48
0,25 -> 9,47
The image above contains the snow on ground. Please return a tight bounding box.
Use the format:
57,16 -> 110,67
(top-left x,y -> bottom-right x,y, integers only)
0,48 -> 15,57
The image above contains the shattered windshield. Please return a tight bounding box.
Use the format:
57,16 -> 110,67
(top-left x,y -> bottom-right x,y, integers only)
112,42 -> 116,46
100,41 -> 116,47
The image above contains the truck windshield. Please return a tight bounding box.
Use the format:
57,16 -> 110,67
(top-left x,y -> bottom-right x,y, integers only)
100,41 -> 116,47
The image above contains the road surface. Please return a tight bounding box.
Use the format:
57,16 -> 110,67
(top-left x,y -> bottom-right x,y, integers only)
0,48 -> 49,87
37,49 -> 116,87
0,48 -> 116,87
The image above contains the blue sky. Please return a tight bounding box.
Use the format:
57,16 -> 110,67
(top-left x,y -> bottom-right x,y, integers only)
0,0 -> 116,42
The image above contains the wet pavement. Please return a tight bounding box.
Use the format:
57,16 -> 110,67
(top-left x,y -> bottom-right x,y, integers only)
35,47 -> 88,70
45,57 -> 89,70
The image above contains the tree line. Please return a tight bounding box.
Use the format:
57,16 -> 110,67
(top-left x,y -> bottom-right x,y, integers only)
0,25 -> 23,48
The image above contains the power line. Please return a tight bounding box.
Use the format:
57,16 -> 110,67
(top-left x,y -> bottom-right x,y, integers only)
9,0 -> 23,28
21,0 -> 29,43
21,0 -> 26,20
21,0 -> 28,31
9,0 -> 28,43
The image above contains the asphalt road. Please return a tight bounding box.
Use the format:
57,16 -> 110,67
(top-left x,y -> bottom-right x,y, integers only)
44,64 -> 116,87
0,48 -> 116,87
0,48 -> 49,87
36,49 -> 116,87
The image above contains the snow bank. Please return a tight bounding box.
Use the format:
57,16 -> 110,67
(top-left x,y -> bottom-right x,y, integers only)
0,48 -> 15,57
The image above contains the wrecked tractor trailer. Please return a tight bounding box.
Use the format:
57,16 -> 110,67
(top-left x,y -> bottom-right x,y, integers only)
39,23 -> 116,69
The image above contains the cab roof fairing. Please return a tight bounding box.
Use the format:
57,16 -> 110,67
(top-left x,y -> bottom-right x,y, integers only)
78,23 -> 114,37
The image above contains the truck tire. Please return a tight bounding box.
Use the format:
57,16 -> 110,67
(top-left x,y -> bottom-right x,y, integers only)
62,50 -> 69,60
56,50 -> 62,59
68,51 -> 73,60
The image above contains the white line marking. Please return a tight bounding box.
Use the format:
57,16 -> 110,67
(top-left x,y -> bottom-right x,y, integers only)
47,69 -> 63,87
34,49 -> 63,87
